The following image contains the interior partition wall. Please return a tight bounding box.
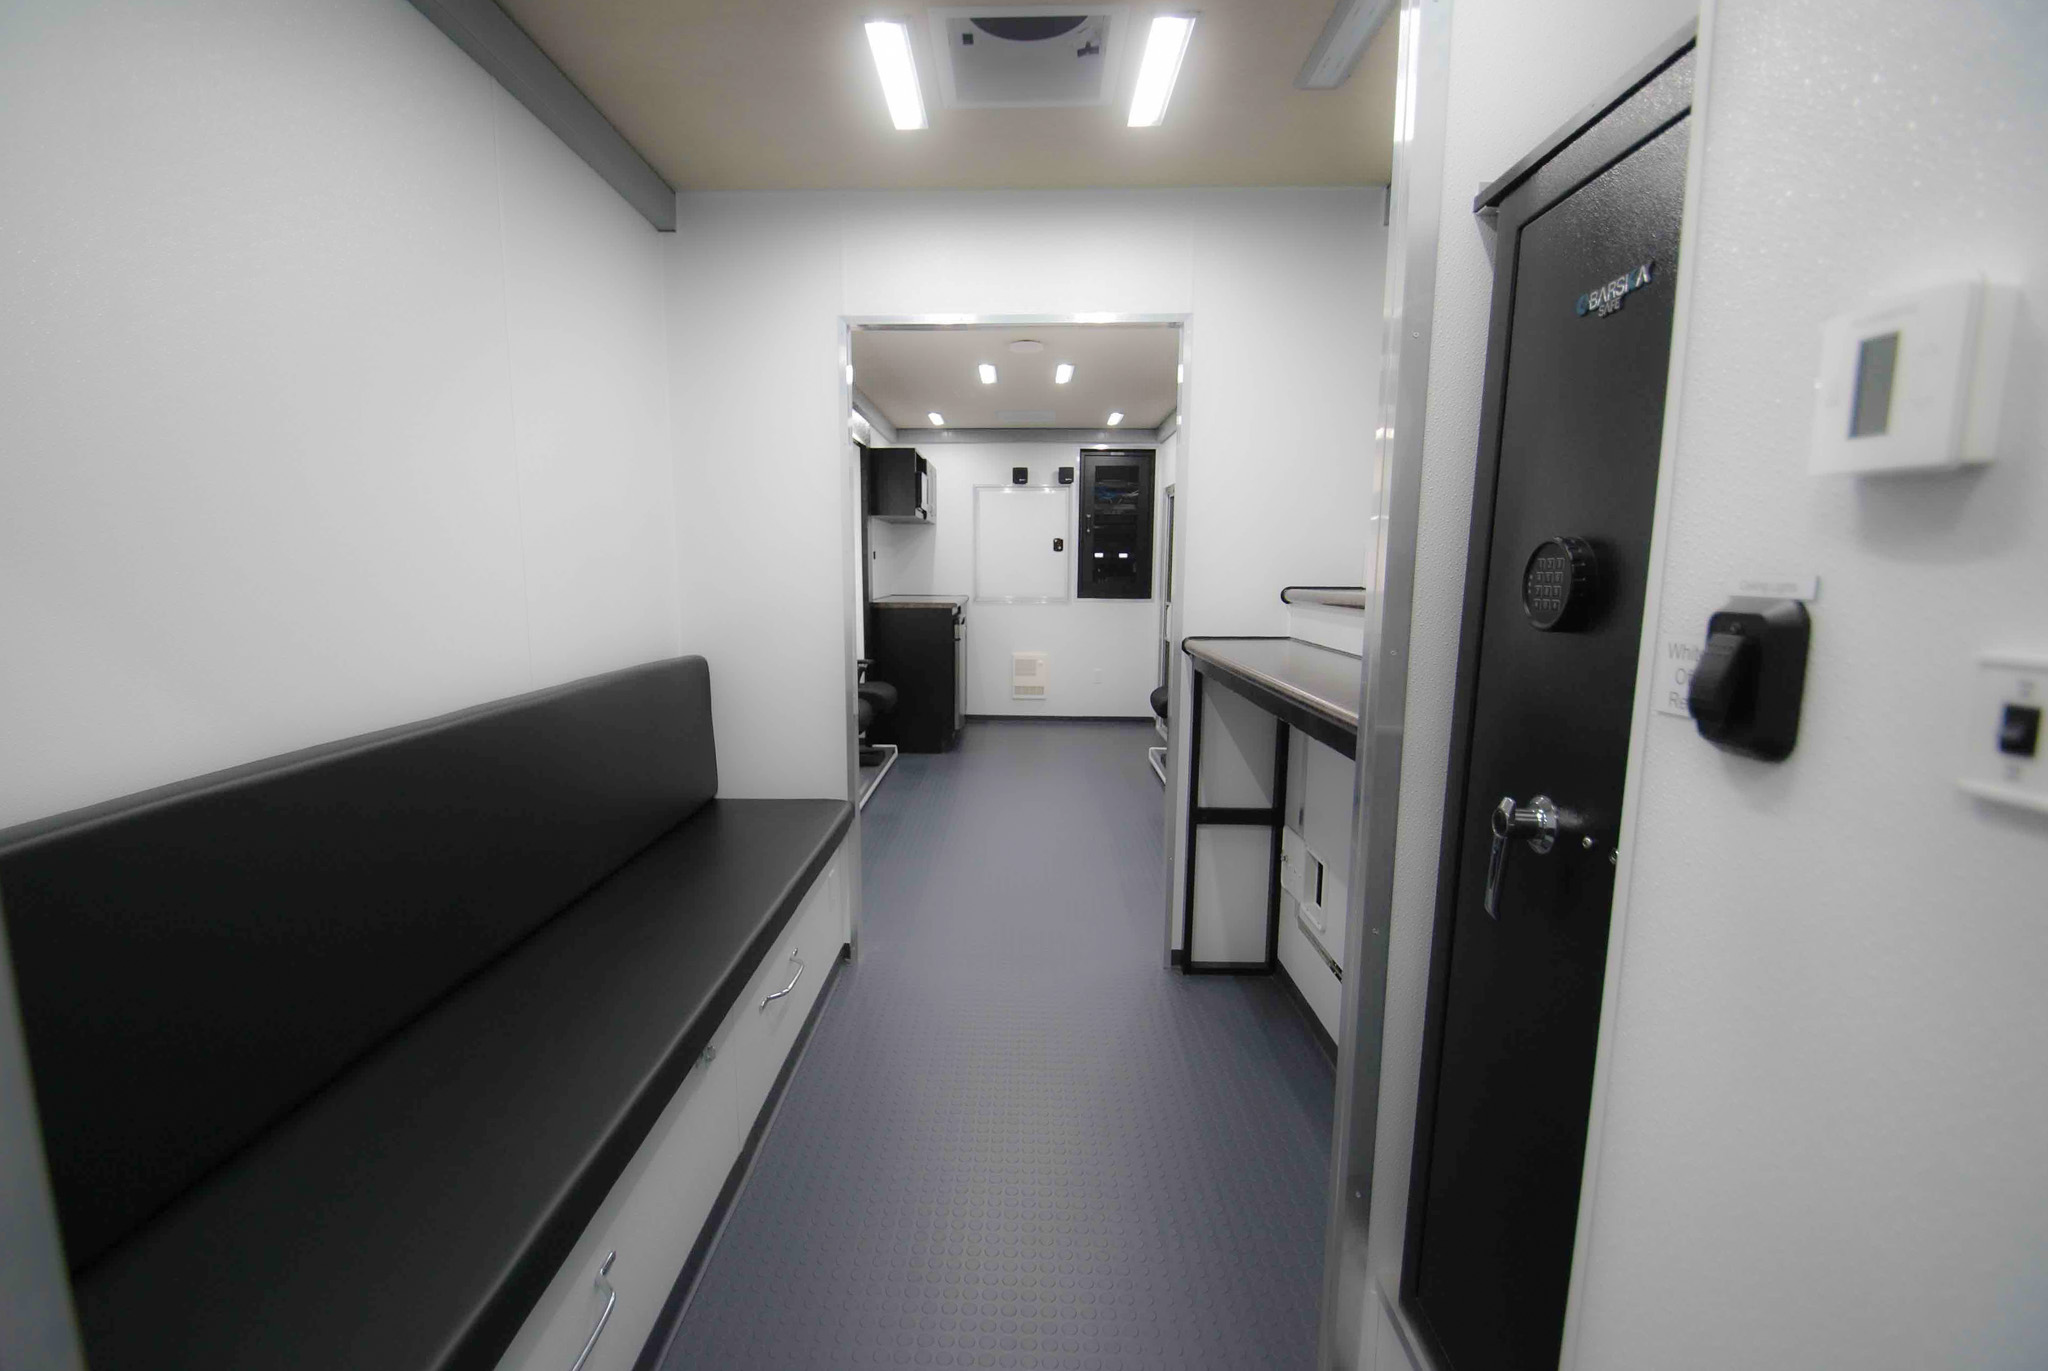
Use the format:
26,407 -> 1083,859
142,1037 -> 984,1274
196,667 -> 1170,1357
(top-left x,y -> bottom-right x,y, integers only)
1319,0 -> 1453,1366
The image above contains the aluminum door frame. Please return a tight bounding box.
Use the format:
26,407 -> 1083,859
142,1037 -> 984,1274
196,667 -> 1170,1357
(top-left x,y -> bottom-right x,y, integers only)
1317,1 -> 1454,1366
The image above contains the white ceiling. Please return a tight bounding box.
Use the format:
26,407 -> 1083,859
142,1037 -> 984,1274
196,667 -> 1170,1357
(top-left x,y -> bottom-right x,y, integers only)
853,324 -> 1179,431
497,0 -> 1398,191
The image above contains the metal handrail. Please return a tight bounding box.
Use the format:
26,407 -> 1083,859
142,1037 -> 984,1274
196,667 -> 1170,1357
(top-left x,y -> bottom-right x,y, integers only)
1278,585 -> 1368,610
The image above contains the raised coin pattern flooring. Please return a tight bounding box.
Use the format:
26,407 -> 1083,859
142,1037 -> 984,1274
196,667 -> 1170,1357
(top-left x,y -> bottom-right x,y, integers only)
665,720 -> 1334,1370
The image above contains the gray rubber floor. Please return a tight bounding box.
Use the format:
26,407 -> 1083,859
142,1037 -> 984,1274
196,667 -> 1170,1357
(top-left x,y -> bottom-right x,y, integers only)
664,720 -> 1334,1370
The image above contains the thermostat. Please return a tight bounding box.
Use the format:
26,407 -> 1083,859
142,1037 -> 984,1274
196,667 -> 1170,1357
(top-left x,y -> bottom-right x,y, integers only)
1809,278 -> 2015,475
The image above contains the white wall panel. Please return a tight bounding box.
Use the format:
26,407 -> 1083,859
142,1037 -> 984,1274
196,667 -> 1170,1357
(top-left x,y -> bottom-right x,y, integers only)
494,82 -> 680,690
871,443 -> 1159,717
838,191 -> 1197,319
667,194 -> 846,798
669,188 -> 1386,797
0,0 -> 679,828
1571,5 -> 2048,1369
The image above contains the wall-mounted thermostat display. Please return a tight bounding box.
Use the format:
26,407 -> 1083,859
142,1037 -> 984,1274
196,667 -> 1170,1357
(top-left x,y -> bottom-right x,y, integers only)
1809,278 -> 2015,475
1957,652 -> 2048,815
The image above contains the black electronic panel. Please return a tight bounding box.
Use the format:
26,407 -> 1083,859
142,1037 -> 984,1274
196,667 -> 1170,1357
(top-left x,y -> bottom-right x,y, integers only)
1077,448 -> 1155,600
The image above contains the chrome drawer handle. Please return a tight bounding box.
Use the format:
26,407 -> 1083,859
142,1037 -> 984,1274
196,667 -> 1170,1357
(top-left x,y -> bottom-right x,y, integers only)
568,1252 -> 616,1371
760,947 -> 804,1008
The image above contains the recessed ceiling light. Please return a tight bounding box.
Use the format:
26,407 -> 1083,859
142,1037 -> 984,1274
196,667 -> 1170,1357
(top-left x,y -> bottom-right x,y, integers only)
1107,411 -> 1125,426
1008,339 -> 1045,354
864,21 -> 927,131
928,412 -> 945,426
978,363 -> 998,385
1128,15 -> 1195,127
1054,363 -> 1075,385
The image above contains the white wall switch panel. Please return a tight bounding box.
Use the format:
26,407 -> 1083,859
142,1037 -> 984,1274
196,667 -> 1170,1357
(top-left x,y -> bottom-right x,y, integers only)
1810,278 -> 2016,475
1957,652 -> 2048,815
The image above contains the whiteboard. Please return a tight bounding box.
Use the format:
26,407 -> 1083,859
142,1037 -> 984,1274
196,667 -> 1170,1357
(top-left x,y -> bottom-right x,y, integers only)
973,485 -> 1071,603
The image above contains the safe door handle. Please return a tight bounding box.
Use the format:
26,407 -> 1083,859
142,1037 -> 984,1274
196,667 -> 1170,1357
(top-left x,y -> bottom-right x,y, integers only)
760,947 -> 804,1008
568,1252 -> 617,1371
1485,795 -> 1557,917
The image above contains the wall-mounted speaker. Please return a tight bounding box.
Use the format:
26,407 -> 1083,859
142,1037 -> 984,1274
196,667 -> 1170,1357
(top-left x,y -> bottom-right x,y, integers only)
1058,466 -> 1075,485
1012,467 -> 1029,485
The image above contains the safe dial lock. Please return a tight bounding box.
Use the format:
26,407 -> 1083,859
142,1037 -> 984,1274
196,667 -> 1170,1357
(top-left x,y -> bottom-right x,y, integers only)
1522,536 -> 1599,632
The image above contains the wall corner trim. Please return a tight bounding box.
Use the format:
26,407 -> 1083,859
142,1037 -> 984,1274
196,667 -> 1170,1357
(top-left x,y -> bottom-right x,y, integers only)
409,0 -> 677,232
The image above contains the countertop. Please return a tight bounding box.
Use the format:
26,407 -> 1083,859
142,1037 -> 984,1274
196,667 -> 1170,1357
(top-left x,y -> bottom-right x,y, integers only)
871,595 -> 968,610
1182,636 -> 1362,758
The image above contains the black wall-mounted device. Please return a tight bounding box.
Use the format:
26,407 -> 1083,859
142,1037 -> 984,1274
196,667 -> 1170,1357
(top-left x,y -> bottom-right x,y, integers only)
863,446 -> 933,524
1011,467 -> 1029,485
1687,597 -> 1810,760
1077,448 -> 1155,600
1058,466 -> 1075,485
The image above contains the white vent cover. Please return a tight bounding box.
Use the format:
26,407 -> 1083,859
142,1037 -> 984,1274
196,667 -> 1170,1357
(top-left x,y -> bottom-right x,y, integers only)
929,7 -> 1129,110
1012,651 -> 1050,699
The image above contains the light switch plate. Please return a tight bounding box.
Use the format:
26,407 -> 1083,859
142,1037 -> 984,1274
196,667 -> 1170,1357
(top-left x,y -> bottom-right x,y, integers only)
1957,652 -> 2048,815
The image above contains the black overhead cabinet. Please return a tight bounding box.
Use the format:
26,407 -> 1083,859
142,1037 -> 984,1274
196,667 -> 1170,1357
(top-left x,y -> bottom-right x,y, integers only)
864,446 -> 933,524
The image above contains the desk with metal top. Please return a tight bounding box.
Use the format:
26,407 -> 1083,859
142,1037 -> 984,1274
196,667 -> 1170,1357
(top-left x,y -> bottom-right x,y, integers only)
1179,636 -> 1362,973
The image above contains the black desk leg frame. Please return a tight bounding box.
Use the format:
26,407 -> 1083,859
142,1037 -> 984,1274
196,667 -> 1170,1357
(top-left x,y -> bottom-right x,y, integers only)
1179,669 -> 1290,974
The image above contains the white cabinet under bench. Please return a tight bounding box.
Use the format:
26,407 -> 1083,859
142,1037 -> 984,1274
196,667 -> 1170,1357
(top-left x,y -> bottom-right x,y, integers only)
499,844 -> 849,1371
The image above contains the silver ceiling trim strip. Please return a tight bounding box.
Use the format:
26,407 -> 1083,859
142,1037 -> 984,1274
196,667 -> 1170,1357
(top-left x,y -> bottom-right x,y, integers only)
891,427 -> 1164,447
850,388 -> 900,446
408,0 -> 676,231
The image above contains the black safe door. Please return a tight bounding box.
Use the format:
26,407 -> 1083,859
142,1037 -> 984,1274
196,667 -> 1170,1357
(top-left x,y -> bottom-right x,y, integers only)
1405,42 -> 1693,1371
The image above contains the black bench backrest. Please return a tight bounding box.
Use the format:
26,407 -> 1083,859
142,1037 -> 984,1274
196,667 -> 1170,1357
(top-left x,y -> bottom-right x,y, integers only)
0,656 -> 715,1272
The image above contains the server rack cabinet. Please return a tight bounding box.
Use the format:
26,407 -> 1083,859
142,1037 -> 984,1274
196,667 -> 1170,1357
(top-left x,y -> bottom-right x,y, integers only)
1077,448 -> 1155,599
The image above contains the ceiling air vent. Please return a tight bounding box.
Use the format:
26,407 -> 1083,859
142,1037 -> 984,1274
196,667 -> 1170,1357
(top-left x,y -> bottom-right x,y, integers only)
929,7 -> 1129,109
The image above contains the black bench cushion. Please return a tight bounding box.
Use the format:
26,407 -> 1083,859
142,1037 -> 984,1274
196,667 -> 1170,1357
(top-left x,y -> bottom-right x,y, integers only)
0,657 -> 717,1271
73,795 -> 853,1371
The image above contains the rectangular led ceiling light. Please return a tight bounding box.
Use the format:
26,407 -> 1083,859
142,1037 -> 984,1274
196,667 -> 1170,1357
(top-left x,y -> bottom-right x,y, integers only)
1054,362 -> 1075,384
1107,411 -> 1125,426
1128,15 -> 1195,127
865,21 -> 928,130
978,362 -> 998,384
928,412 -> 945,425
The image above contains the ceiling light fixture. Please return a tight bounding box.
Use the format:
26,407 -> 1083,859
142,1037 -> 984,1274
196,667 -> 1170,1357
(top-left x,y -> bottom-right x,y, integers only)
1128,15 -> 1195,127
864,21 -> 928,131
928,412 -> 945,426
1296,0 -> 1395,90
1054,363 -> 1075,385
978,363 -> 998,385
1107,411 -> 1125,426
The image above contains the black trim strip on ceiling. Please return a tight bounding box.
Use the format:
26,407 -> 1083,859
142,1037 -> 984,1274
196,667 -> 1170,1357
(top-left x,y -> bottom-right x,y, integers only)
408,0 -> 676,232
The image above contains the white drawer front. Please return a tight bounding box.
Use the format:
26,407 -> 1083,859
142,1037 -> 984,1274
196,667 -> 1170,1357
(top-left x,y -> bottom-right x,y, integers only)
496,834 -> 848,1371
494,1021 -> 738,1371
729,855 -> 845,1134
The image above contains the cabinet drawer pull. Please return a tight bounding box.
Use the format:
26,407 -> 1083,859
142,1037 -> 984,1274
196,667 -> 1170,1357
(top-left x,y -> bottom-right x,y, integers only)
568,1252 -> 617,1371
760,947 -> 804,1008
